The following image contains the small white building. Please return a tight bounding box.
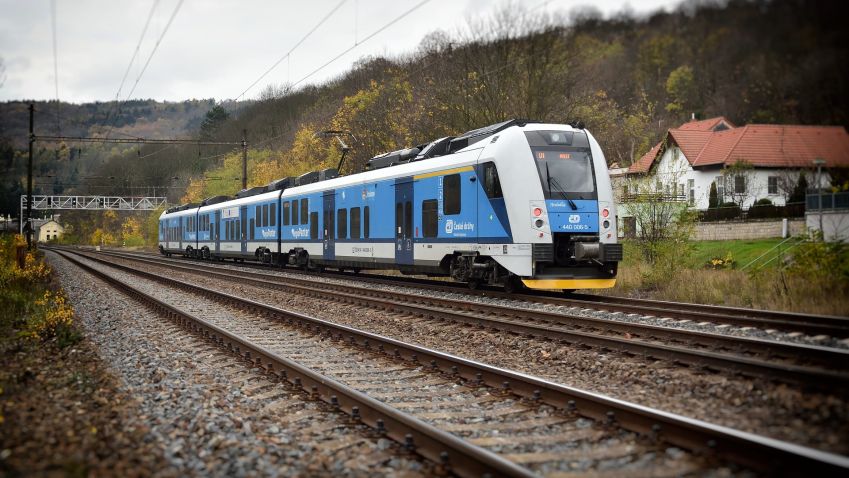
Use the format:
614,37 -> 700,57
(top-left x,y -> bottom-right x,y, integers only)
617,117 -> 849,209
37,219 -> 64,242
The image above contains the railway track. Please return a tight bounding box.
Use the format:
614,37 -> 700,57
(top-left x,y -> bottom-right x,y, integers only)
49,248 -> 849,476
109,248 -> 849,338
88,248 -> 849,390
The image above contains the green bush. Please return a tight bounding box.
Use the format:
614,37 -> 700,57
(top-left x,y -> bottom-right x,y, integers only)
754,198 -> 773,206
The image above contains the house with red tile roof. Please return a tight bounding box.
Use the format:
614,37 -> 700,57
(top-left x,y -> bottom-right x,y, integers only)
619,117 -> 849,210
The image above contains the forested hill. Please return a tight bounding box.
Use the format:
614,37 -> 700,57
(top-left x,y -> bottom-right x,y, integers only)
0,99 -> 225,149
1,0 -> 846,216
0,99 -> 238,215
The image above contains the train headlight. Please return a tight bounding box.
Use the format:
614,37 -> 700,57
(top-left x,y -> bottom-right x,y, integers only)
601,208 -> 610,218
603,220 -> 610,229
533,207 -> 542,217
535,219 -> 544,228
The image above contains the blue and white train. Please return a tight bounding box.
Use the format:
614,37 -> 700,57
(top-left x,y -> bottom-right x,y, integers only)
159,119 -> 623,291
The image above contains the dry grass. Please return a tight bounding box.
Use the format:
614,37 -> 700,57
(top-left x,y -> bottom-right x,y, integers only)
603,260 -> 849,317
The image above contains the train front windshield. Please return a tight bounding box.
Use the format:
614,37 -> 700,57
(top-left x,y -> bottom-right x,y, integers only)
525,130 -> 597,200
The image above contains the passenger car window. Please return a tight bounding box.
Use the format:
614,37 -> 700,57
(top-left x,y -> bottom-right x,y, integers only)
310,212 -> 318,239
444,174 -> 461,214
364,206 -> 370,239
350,207 -> 361,239
337,208 -> 348,239
300,199 -> 309,225
291,200 -> 299,225
283,201 -> 290,225
422,199 -> 438,238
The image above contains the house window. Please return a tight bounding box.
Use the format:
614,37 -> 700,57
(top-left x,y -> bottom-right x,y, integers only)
672,148 -> 680,161
734,175 -> 746,194
688,179 -> 695,205
715,176 -> 724,200
768,176 -> 778,195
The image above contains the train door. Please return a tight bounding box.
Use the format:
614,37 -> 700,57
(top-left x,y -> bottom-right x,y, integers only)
214,210 -> 221,255
240,206 -> 248,254
395,178 -> 414,265
322,192 -> 335,261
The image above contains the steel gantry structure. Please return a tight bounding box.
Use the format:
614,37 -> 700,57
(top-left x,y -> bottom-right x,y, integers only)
19,195 -> 168,234
22,103 -> 250,248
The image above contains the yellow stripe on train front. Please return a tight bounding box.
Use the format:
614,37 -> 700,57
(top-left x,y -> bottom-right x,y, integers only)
521,278 -> 617,290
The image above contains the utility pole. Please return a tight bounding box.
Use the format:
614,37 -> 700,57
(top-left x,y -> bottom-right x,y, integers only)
26,103 -> 34,249
813,158 -> 826,238
241,129 -> 248,190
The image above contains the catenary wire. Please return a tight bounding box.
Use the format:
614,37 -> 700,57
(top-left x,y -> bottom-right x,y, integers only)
97,0 -> 161,136
235,0 -> 347,101
104,0 -> 184,139
290,0 -> 431,89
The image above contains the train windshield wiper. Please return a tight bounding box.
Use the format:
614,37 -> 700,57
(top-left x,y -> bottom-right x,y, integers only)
545,162 -> 577,210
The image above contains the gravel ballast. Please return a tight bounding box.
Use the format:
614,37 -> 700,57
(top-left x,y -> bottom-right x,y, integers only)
46,251 -> 434,476
96,252 -> 849,455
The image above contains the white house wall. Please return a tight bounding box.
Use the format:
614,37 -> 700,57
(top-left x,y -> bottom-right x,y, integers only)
627,146 -> 826,210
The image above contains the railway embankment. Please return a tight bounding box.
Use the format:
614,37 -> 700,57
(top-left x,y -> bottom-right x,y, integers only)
44,249 -> 434,476
0,235 -> 163,475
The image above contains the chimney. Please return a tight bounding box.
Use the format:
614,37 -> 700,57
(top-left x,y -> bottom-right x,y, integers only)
691,112 -> 696,121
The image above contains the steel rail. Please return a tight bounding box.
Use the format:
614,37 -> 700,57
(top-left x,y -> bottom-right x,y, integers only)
94,249 -> 849,389
52,248 -> 849,475
109,248 -> 849,337
52,249 -> 534,478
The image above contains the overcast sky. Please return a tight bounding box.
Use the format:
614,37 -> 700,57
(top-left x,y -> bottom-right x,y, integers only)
0,0 -> 679,104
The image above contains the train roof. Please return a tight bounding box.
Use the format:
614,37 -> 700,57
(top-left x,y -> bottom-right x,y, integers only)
167,120 -> 587,216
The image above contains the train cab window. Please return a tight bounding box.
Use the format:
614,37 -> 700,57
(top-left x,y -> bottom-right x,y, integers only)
255,206 -> 261,227
283,201 -> 290,225
422,199 -> 438,238
291,200 -> 299,225
310,212 -> 318,239
364,206 -> 370,239
300,199 -> 309,225
405,201 -> 413,238
350,207 -> 361,239
482,163 -> 503,198
270,204 -> 276,227
337,208 -> 347,239
263,204 -> 269,227
444,174 -> 461,214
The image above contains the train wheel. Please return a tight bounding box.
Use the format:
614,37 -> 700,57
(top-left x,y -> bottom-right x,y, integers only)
467,279 -> 481,290
503,276 -> 522,294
